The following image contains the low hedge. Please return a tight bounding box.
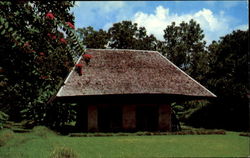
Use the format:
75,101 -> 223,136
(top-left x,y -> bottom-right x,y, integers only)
69,130 -> 226,137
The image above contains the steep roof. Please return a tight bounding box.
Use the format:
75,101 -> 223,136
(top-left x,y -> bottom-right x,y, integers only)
56,49 -> 216,98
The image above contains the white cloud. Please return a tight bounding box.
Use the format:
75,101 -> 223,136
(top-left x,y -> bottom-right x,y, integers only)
132,6 -> 235,44
74,1 -> 81,7
133,6 -> 171,41
72,2 -> 247,45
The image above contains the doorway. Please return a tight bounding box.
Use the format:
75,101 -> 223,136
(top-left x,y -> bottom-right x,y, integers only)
136,105 -> 159,131
98,105 -> 122,132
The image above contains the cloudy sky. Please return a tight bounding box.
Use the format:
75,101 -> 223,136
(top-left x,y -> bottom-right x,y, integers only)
70,1 -> 248,44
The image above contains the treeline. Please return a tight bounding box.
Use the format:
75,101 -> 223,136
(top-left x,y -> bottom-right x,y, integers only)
77,20 -> 249,131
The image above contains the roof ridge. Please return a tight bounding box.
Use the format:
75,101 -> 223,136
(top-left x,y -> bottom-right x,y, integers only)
87,48 -> 158,53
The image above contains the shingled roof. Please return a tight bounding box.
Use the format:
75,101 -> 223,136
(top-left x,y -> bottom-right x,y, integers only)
56,49 -> 216,98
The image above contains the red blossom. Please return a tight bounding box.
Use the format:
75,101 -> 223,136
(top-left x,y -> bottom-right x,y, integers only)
45,12 -> 55,20
39,52 -> 45,56
23,42 -> 30,48
83,54 -> 92,60
75,64 -> 83,75
60,38 -> 67,44
47,33 -> 56,40
52,35 -> 57,40
75,64 -> 83,67
66,22 -> 75,29
40,76 -> 49,79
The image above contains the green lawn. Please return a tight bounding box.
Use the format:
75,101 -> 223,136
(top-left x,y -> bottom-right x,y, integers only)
0,127 -> 249,158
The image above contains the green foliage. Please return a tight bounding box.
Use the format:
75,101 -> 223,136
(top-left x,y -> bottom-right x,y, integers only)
171,102 -> 184,131
77,21 -> 158,50
206,30 -> 248,100
32,126 -> 57,138
161,19 -> 207,78
0,111 -> 9,129
77,26 -> 110,49
108,21 -> 158,50
206,30 -> 248,130
0,1 -> 83,126
185,30 -> 249,131
161,20 -> 248,131
21,102 -> 77,128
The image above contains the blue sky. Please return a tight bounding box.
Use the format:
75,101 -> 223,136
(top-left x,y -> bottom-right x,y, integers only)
70,1 -> 248,44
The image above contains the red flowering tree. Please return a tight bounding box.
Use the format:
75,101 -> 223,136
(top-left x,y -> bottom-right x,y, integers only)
0,1 -> 84,127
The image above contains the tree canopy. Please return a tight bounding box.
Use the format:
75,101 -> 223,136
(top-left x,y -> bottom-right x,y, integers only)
162,19 -> 207,74
186,29 -> 249,131
76,26 -> 110,49
108,21 -> 158,50
206,30 -> 248,100
0,1 -> 84,127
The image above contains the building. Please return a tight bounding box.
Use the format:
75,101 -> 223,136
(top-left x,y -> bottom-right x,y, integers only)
56,49 -> 216,132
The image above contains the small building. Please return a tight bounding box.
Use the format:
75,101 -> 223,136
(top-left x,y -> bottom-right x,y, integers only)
56,49 -> 216,132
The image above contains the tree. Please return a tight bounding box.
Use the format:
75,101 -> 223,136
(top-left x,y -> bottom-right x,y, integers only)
206,30 -> 248,100
162,19 -> 207,79
77,26 -> 110,49
0,1 -> 84,127
108,21 -> 158,50
186,30 -> 249,131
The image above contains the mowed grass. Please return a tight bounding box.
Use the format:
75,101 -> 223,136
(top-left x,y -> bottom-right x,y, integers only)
0,127 -> 249,158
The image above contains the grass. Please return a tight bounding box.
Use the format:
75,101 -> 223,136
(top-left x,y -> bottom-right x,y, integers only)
0,127 -> 249,158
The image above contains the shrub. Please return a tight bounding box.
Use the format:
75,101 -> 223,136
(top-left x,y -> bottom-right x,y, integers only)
50,147 -> 78,158
239,133 -> 250,137
0,111 -> 9,129
32,126 -> 57,138
0,129 -> 14,146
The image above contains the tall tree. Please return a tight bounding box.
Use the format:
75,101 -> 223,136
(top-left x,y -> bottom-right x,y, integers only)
0,1 -> 83,126
186,30 -> 249,131
108,21 -> 157,50
108,21 -> 137,49
162,19 -> 207,78
77,26 -> 110,48
206,30 -> 248,101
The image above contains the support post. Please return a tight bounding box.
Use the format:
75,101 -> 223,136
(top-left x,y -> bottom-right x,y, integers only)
122,105 -> 136,131
88,105 -> 98,132
158,104 -> 171,131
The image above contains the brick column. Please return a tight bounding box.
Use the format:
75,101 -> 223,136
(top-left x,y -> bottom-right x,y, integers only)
122,105 -> 136,131
88,105 -> 98,132
158,104 -> 171,131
